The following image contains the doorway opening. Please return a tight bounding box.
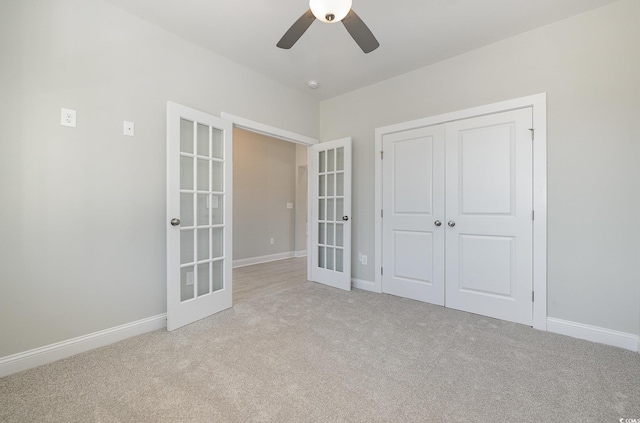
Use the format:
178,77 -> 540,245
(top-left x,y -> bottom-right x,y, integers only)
221,113 -> 318,305
232,128 -> 309,303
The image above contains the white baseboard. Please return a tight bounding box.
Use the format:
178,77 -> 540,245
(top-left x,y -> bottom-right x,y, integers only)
295,250 -> 307,258
352,278 -> 378,292
547,317 -> 639,352
232,252 -> 296,268
0,314 -> 166,378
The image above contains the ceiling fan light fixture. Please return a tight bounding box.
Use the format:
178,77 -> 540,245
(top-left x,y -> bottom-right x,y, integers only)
309,0 -> 352,23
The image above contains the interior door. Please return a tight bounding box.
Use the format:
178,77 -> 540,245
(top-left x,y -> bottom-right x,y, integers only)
381,126 -> 445,304
166,102 -> 233,331
445,108 -> 533,325
308,138 -> 352,291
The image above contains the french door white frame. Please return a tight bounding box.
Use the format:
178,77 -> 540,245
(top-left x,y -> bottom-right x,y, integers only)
374,93 -> 548,330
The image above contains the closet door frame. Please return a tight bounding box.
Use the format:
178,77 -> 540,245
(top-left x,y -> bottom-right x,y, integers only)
374,93 -> 547,331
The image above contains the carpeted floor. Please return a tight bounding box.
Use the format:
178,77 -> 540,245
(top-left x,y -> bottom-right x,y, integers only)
1,281 -> 639,422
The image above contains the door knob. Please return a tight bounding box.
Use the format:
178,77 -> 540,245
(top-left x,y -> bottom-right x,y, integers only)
434,220 -> 442,227
170,218 -> 181,226
447,221 -> 456,227
342,216 -> 349,221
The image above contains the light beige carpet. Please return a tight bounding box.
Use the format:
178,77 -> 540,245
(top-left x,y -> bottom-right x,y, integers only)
1,281 -> 639,422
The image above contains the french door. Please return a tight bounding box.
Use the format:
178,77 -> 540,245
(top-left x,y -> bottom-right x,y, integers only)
308,138 -> 352,291
166,102 -> 233,331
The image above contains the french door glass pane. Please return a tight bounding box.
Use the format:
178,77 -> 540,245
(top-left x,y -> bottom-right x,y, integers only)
211,161 -> 223,192
181,266 -> 195,301
196,194 -> 209,226
197,262 -> 210,297
209,195 -> 224,225
181,193 -> 194,227
327,199 -> 335,221
336,224 -> 344,247
327,247 -> 334,270
319,151 -> 326,173
336,198 -> 344,221
318,222 -> 325,245
180,230 -> 194,264
327,174 -> 335,196
212,260 -> 223,292
197,159 -> 209,191
197,228 -> 209,261
327,223 -> 335,246
319,175 -> 325,197
327,149 -> 335,172
336,147 -> 344,171
211,128 -> 223,160
197,124 -> 209,157
180,157 -> 194,190
319,199 -> 325,221
336,248 -> 343,272
180,119 -> 194,154
318,246 -> 325,268
336,173 -> 344,196
212,227 -> 223,258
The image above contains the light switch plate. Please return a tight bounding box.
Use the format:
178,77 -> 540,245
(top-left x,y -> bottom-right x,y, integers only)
124,121 -> 135,137
287,203 -> 294,209
61,108 -> 76,128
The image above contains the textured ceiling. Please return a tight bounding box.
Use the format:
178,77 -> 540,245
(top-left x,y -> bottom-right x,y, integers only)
106,0 -> 618,100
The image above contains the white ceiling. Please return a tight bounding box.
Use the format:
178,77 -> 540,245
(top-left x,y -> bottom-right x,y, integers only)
106,0 -> 618,100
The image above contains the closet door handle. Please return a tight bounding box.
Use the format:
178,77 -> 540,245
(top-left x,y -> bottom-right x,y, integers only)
170,218 -> 181,226
447,221 -> 456,227
434,220 -> 442,227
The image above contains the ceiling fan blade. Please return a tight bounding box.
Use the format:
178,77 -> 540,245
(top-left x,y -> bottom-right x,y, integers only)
277,9 -> 316,49
342,9 -> 379,53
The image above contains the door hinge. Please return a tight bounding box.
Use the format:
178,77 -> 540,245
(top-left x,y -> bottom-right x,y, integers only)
532,210 -> 535,221
381,267 -> 383,275
529,128 -> 534,141
381,209 -> 383,218
380,151 -> 384,160
532,291 -> 535,302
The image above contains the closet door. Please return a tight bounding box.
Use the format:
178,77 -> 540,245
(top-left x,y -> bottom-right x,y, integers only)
445,108 -> 533,325
382,126 -> 445,304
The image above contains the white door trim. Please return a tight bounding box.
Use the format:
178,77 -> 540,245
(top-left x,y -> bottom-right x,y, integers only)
374,93 -> 547,330
220,113 -> 319,146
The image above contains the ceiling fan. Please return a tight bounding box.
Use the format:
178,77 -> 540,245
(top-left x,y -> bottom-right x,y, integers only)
277,0 -> 380,53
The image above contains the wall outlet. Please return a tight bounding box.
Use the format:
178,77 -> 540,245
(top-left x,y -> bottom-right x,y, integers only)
270,238 -> 275,245
361,254 -> 368,265
61,108 -> 76,128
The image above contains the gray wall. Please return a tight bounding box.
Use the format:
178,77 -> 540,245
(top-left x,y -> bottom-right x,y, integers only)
319,0 -> 640,335
0,0 -> 318,357
233,129 -> 296,261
